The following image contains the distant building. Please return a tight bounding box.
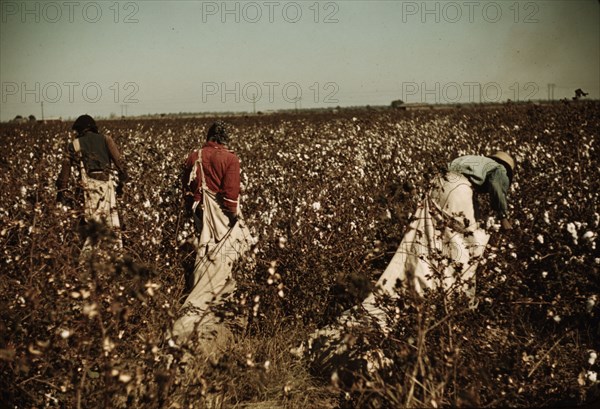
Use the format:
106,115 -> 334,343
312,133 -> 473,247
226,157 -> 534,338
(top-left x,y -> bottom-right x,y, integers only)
390,99 -> 405,110
40,117 -> 63,124
403,103 -> 433,110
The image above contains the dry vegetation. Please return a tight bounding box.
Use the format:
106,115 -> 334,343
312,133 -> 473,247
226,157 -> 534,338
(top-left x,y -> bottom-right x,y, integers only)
1,102 -> 599,408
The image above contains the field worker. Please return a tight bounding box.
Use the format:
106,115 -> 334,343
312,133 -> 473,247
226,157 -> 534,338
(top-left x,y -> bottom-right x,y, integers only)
448,151 -> 514,231
172,121 -> 253,352
182,121 -> 240,234
361,151 -> 515,322
56,114 -> 128,260
302,152 -> 515,374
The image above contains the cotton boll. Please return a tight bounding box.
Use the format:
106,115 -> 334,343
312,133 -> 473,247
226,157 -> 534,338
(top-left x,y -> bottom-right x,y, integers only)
119,373 -> 132,383
583,231 -> 596,241
566,223 -> 578,244
587,295 -> 597,312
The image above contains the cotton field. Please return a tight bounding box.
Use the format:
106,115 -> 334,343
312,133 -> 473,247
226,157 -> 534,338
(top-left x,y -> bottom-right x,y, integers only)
1,102 -> 599,408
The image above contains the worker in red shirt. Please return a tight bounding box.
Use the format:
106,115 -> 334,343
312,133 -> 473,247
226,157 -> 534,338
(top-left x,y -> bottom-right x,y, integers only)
182,120 -> 240,233
174,120 -> 251,347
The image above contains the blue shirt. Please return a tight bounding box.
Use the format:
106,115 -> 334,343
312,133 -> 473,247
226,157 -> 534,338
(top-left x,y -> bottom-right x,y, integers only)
448,155 -> 510,219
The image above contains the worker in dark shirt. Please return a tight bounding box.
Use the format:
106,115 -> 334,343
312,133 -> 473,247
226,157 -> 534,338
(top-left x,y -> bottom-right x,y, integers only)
56,114 -> 128,258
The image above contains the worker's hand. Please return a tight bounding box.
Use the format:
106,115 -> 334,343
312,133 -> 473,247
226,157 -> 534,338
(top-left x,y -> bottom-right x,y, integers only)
116,180 -> 125,197
500,218 -> 513,231
56,192 -> 68,206
227,213 -> 238,228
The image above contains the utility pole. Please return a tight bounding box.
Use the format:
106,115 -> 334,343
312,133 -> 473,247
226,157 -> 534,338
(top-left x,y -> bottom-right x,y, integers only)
547,83 -> 555,101
251,93 -> 256,114
294,97 -> 301,112
41,101 -> 44,121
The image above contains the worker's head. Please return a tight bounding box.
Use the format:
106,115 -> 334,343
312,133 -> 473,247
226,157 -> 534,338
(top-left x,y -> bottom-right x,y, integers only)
72,114 -> 98,136
490,151 -> 515,182
206,121 -> 229,144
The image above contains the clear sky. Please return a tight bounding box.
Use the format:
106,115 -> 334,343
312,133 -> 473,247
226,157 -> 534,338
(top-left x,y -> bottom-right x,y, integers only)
1,0 -> 598,121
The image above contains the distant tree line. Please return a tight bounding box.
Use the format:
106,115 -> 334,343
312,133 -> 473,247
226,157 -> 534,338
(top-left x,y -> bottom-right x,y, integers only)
11,115 -> 37,123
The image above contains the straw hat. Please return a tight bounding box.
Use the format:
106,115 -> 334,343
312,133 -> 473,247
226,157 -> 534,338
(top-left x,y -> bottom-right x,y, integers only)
490,151 -> 515,178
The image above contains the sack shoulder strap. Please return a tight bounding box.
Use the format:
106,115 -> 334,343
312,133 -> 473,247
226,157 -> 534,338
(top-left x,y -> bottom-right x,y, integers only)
187,148 -> 205,190
198,148 -> 207,191
72,138 -> 88,182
